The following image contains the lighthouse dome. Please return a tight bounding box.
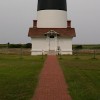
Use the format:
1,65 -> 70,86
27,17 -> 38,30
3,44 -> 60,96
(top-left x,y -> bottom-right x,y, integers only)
38,0 -> 67,11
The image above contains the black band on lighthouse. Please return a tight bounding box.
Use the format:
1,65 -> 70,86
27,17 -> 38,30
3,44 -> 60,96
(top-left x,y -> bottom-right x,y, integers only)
37,0 -> 67,11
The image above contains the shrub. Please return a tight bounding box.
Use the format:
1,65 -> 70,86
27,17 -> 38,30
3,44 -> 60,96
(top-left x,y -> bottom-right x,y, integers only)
75,45 -> 83,49
9,44 -> 21,48
24,43 -> 32,48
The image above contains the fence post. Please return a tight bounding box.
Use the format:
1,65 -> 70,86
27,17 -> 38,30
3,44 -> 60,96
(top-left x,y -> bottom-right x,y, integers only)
20,43 -> 23,59
42,50 -> 44,59
93,49 -> 96,59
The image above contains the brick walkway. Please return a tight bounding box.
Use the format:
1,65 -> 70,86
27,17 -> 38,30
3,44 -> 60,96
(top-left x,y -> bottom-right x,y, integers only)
32,55 -> 71,100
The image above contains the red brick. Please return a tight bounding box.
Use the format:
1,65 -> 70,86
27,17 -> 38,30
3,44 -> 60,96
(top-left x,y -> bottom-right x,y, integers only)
32,55 -> 72,100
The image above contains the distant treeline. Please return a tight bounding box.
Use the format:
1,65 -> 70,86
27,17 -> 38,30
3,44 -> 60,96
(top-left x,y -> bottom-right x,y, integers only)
73,44 -> 100,49
0,43 -> 32,48
0,44 -> 100,49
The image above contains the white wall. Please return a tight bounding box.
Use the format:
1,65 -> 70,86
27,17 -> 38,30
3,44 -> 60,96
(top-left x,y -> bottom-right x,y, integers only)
31,37 -> 48,55
31,37 -> 73,55
58,37 -> 72,54
37,10 -> 67,28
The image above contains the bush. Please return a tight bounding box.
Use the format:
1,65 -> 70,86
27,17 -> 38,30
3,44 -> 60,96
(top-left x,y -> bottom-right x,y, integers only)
75,45 -> 83,49
24,43 -> 32,48
9,44 -> 22,48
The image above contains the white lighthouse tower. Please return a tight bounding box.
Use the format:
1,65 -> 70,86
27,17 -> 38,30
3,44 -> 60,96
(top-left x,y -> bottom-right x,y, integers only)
28,0 -> 76,55
37,0 -> 67,28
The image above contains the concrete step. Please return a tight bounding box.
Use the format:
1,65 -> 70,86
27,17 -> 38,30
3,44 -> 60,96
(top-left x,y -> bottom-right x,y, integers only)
48,50 -> 56,55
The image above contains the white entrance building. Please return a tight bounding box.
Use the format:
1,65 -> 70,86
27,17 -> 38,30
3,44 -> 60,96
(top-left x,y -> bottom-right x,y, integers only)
28,0 -> 76,55
28,20 -> 76,55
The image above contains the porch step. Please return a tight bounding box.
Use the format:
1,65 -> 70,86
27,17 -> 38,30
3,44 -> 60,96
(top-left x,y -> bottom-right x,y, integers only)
48,50 -> 56,55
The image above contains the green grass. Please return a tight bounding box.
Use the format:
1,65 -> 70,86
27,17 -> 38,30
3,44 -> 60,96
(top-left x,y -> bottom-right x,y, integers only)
59,55 -> 100,100
0,54 -> 45,100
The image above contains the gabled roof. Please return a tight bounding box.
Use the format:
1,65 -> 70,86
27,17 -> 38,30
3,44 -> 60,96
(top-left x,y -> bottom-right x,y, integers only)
28,27 -> 76,37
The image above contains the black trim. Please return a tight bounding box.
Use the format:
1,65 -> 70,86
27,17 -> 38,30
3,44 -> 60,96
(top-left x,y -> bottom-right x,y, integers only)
37,0 -> 67,11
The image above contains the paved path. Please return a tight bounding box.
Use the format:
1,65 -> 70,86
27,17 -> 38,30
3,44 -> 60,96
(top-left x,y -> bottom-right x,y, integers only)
32,55 -> 71,100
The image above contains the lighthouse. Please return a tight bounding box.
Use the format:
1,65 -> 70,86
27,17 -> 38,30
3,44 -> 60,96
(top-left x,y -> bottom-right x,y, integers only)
28,0 -> 76,55
37,0 -> 67,28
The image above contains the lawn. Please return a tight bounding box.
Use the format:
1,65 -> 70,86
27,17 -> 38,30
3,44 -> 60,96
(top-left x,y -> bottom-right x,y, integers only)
59,55 -> 100,100
0,54 -> 45,100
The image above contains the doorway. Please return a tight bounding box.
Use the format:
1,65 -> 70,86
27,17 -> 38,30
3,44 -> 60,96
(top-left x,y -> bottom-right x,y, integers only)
49,36 -> 56,50
45,30 -> 59,52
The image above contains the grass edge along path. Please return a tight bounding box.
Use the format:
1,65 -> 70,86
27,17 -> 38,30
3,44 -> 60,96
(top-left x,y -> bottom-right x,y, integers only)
0,54 -> 45,100
59,55 -> 100,100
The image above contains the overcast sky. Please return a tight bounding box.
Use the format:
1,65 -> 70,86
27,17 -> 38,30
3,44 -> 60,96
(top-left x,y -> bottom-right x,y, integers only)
0,0 -> 100,44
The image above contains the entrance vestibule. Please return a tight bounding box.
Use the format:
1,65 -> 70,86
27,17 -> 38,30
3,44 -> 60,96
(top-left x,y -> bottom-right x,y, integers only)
45,30 -> 59,51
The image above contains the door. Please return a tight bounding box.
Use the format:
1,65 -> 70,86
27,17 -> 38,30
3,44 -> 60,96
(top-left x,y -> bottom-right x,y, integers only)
45,30 -> 59,51
49,37 -> 55,50
48,36 -> 58,51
